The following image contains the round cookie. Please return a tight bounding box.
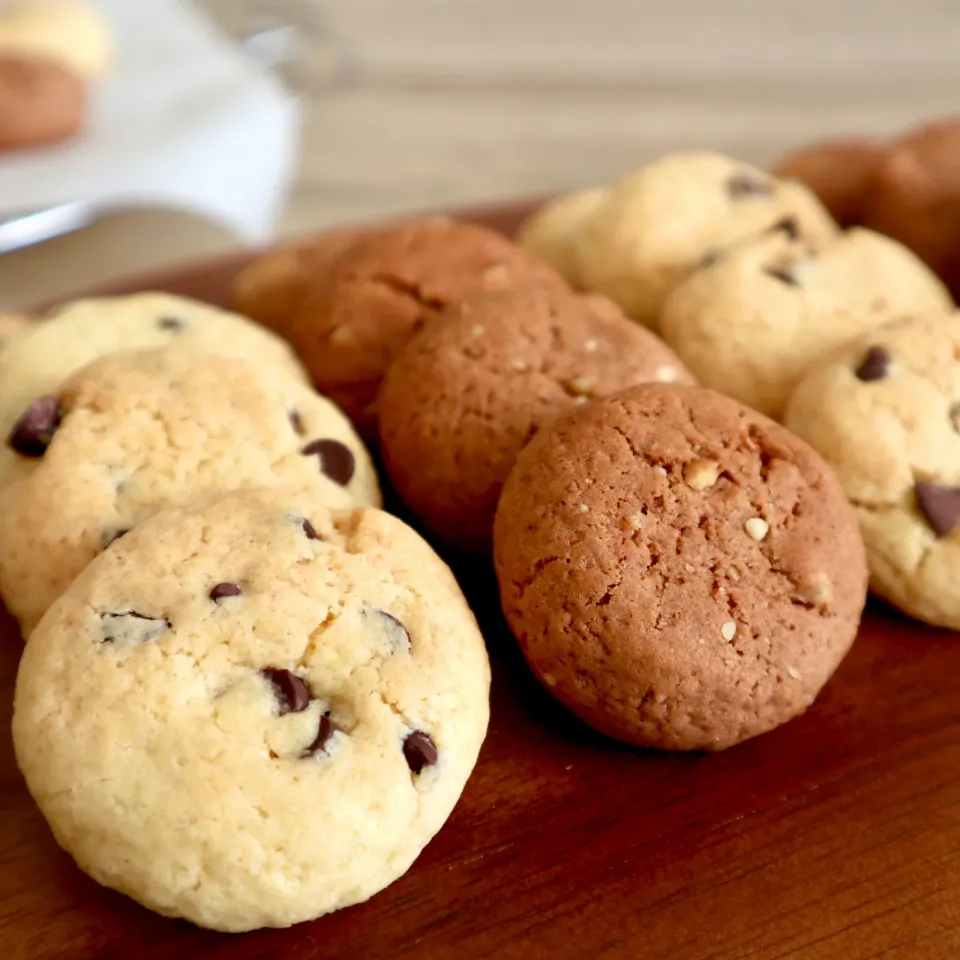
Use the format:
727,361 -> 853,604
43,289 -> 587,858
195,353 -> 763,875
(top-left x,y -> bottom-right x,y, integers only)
379,285 -> 694,552
0,55 -> 86,150
516,187 -> 609,288
0,293 -> 310,484
861,117 -> 960,299
290,217 -> 566,434
783,311 -> 960,630
574,152 -> 840,329
773,137 -> 885,228
0,1 -> 113,79
493,383 -> 867,751
232,229 -> 361,339
0,347 -> 380,636
13,487 -> 490,931
660,224 -> 953,419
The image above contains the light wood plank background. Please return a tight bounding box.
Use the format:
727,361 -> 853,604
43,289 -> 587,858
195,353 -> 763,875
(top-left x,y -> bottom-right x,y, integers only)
3,0 -> 960,307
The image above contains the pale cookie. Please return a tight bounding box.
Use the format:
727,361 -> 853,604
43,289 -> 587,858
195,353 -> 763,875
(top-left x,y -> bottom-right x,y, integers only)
379,284 -> 694,552
574,152 -> 839,329
0,293 -> 310,484
0,1 -> 113,78
660,224 -> 953,419
13,488 -> 490,931
516,187 -> 609,288
0,347 -> 380,635
0,55 -> 86,150
783,311 -> 960,630
493,383 -> 867,751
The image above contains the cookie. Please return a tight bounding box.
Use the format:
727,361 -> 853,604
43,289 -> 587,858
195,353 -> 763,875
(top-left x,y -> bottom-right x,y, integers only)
0,293 -> 310,484
516,187 -> 609,288
573,152 -> 839,329
289,217 -> 566,434
861,117 -> 960,299
0,1 -> 113,79
232,229 -> 361,339
0,347 -> 380,635
659,225 -> 952,419
493,383 -> 867,751
0,55 -> 85,150
0,311 -> 29,351
379,285 -> 694,552
773,137 -> 885,228
783,311 -> 960,630
12,487 -> 490,931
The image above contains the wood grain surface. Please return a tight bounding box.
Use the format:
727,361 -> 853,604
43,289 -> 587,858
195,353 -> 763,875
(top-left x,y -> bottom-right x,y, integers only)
2,202 -> 960,960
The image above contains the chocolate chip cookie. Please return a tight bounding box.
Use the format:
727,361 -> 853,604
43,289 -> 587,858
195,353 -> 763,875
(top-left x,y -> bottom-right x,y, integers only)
379,284 -> 694,552
0,347 -> 380,635
573,152 -> 840,329
13,487 -> 490,931
493,383 -> 867,751
289,217 -> 566,435
784,310 -> 960,630
0,55 -> 85,150
660,225 -> 952,419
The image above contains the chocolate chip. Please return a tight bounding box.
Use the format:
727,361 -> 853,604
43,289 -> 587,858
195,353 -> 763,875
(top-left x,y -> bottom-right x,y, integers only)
101,528 -> 130,550
301,438 -> 356,486
288,409 -> 305,436
377,609 -> 411,652
855,346 -> 892,382
402,730 -> 437,773
101,611 -> 170,644
727,172 -> 775,198
305,714 -> 339,756
763,265 -> 799,286
770,216 -> 800,240
8,395 -> 63,456
262,667 -> 311,714
157,316 -> 185,331
915,482 -> 960,538
209,582 -> 242,601
302,517 -> 321,540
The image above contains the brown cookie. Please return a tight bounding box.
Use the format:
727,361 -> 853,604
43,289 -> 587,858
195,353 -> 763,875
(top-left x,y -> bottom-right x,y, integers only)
0,55 -> 85,150
773,137 -> 884,228
379,286 -> 694,552
232,229 -> 361,339
493,383 -> 867,751
289,217 -> 566,435
860,116 -> 960,298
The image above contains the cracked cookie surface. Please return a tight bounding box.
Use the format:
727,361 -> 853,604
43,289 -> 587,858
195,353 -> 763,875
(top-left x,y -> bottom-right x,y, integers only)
12,488 -> 490,932
493,383 -> 867,751
0,347 -> 380,635
289,217 -> 566,434
379,284 -> 694,552
784,311 -> 960,629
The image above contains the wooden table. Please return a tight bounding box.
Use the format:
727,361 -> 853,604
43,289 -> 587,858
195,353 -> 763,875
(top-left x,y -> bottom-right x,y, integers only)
2,0 -> 960,307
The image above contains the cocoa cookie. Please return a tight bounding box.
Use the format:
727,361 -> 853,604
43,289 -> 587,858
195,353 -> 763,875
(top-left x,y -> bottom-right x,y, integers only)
773,137 -> 885,228
493,383 -> 867,751
784,311 -> 960,630
289,217 -> 566,435
379,286 -> 694,552
0,55 -> 85,150
861,116 -> 960,298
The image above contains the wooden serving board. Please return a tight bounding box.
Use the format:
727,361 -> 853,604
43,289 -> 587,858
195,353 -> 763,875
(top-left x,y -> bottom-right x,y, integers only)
3,202 -> 960,960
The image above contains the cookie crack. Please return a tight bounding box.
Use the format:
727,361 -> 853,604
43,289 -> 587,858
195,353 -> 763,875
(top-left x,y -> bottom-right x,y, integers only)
371,273 -> 447,313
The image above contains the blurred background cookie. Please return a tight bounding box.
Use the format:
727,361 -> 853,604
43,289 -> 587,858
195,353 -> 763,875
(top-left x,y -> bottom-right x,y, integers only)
0,55 -> 86,151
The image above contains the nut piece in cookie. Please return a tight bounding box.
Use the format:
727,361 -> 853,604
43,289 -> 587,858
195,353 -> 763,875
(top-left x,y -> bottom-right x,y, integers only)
288,218 -> 567,435
660,226 -> 952,419
493,383 -> 867,751
784,310 -> 960,630
573,152 -> 839,329
0,55 -> 86,151
12,488 -> 490,931
379,284 -> 694,552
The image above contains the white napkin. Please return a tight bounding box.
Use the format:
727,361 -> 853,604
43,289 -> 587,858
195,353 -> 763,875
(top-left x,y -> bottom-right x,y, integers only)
0,0 -> 300,244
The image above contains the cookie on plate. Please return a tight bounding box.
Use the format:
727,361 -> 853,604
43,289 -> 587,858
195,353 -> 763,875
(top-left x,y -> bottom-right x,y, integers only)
289,217 -> 566,435
516,187 -> 609,288
0,293 -> 310,483
784,311 -> 960,630
13,488 -> 490,931
493,383 -> 867,751
0,347 -> 379,635
0,55 -> 85,150
659,224 -> 952,419
379,284 -> 694,552
573,152 -> 839,329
